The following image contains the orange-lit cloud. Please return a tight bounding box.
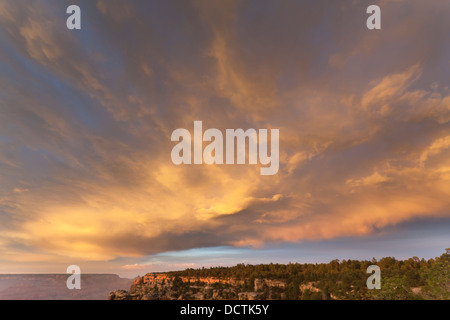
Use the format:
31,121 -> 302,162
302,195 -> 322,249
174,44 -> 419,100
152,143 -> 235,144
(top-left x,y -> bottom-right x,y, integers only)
1,0 -> 450,271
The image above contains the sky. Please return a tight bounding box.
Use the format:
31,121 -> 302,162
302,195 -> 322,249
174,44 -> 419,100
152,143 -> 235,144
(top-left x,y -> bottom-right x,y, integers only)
0,0 -> 450,278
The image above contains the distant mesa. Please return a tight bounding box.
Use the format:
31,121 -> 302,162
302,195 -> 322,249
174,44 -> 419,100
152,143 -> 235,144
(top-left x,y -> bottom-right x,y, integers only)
0,274 -> 132,300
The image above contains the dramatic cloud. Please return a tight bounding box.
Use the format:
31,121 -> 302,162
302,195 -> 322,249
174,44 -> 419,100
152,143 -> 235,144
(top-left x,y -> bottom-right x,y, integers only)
0,0 -> 449,272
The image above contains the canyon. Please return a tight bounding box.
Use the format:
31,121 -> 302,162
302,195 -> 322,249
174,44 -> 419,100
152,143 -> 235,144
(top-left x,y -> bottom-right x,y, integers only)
0,274 -> 132,300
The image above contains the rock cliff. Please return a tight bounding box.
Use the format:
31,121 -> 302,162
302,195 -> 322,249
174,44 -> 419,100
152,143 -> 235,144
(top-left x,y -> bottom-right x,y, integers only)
109,272 -> 286,300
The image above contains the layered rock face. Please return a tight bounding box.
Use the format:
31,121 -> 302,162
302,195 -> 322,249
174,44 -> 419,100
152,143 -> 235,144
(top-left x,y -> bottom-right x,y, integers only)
109,273 -> 286,300
109,253 -> 450,300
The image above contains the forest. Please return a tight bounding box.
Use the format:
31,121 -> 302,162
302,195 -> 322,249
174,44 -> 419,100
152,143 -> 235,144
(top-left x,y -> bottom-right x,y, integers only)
162,250 -> 450,300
